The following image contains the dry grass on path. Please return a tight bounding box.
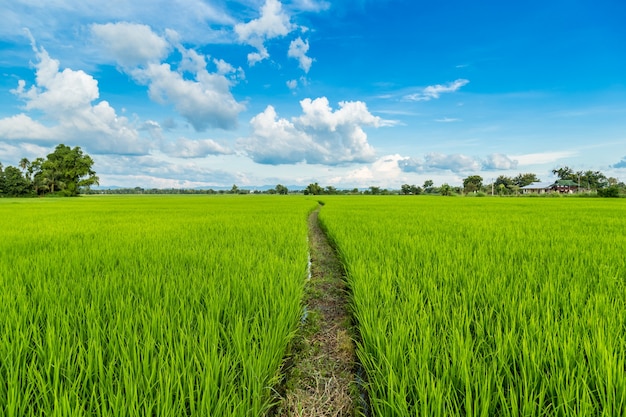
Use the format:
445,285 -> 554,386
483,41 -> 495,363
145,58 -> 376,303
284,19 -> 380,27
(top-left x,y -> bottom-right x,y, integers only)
272,208 -> 361,417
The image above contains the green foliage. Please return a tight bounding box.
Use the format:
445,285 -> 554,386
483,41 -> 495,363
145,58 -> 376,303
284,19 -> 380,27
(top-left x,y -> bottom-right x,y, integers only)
2,165 -> 31,196
0,144 -> 98,197
319,196 -> 626,416
39,144 -> 98,195
513,172 -> 540,187
275,184 -> 289,194
401,184 -> 422,195
553,166 -> 608,190
597,185 -> 620,197
462,175 -> 483,193
0,196 -> 317,416
304,182 -> 323,195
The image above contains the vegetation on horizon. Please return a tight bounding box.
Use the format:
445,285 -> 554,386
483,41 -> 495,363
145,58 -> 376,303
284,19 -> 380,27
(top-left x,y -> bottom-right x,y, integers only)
0,144 -> 98,197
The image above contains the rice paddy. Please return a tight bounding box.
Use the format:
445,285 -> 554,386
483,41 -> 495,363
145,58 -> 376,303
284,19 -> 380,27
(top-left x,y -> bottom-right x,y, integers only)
1,195 -> 625,416
319,196 -> 626,416
0,196 -> 317,416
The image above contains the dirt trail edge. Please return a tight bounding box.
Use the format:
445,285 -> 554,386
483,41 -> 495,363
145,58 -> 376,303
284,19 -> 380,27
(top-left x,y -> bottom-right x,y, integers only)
272,207 -> 362,417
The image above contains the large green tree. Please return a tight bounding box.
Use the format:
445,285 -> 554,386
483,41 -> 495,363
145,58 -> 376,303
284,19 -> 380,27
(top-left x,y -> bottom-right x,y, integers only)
462,175 -> 483,193
304,182 -> 322,195
40,144 -> 99,196
3,166 -> 30,196
275,184 -> 289,195
513,173 -> 540,187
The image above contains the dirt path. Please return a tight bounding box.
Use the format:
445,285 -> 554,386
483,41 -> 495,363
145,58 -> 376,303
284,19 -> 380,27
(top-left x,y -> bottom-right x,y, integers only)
272,207 -> 359,416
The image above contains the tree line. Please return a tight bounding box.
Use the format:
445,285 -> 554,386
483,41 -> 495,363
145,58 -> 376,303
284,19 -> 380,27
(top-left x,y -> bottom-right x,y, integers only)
0,144 -> 98,197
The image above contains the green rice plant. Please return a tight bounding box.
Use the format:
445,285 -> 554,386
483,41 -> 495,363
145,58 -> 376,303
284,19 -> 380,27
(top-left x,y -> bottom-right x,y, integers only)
0,195 -> 317,416
318,196 -> 626,416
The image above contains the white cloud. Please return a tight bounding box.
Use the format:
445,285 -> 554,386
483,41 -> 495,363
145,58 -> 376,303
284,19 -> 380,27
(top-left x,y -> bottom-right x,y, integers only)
91,22 -> 170,67
2,40 -> 147,155
235,0 -> 296,65
241,97 -> 390,165
399,153 -> 481,173
435,117 -> 461,123
286,79 -> 298,89
95,154 -> 240,188
484,153 -> 519,170
0,114 -> 57,140
512,151 -> 578,166
131,61 -> 244,131
0,142 -> 53,166
91,23 -> 245,131
164,137 -> 233,158
288,37 -> 313,73
337,154 -> 406,186
404,79 -> 469,101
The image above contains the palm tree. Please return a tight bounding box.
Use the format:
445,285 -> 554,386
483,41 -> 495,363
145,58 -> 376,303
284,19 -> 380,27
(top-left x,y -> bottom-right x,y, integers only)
19,158 -> 30,179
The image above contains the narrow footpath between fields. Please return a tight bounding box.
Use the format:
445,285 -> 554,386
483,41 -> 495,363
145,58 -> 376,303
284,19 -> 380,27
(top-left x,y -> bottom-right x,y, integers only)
272,207 -> 362,417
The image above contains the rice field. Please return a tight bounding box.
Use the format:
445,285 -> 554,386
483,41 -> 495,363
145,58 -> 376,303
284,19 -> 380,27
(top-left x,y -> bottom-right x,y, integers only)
0,196 -> 317,416
2,195 -> 625,416
318,196 -> 626,416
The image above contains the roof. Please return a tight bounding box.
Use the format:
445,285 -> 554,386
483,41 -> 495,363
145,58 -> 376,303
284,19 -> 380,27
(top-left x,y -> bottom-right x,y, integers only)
554,179 -> 578,186
520,181 -> 553,189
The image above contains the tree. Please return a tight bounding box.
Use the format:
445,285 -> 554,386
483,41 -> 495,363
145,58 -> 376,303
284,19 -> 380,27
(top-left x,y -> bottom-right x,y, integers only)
494,175 -> 515,195
579,170 -> 608,190
513,173 -> 540,187
369,186 -> 381,195
325,185 -> 338,195
275,184 -> 289,195
41,144 -> 98,196
29,158 -> 46,195
0,162 -> 4,195
304,182 -> 323,195
423,179 -> 434,193
3,166 -> 30,196
552,166 -> 608,190
552,166 -> 575,181
401,184 -> 422,195
440,183 -> 452,196
597,185 -> 620,198
462,175 -> 483,193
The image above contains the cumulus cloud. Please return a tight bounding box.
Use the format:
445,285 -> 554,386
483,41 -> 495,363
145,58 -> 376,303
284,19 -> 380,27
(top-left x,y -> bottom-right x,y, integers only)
483,153 -> 519,170
512,151 -> 577,166
0,114 -> 57,140
338,154 -> 406,185
241,97 -> 390,165
399,153 -> 481,173
398,152 -> 524,173
235,0 -> 296,65
288,37 -> 313,72
91,22 -> 170,67
95,154 -> 240,188
91,24 -> 245,131
131,61 -> 244,131
404,79 -> 469,101
164,137 -> 233,158
1,39 -> 147,155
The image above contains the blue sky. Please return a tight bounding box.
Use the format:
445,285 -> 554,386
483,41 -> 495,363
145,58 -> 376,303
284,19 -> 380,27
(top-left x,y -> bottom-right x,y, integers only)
1,0 -> 625,189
